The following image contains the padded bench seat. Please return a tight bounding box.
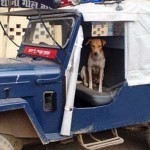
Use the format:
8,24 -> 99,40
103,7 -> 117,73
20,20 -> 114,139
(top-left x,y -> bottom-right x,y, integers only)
75,84 -> 118,107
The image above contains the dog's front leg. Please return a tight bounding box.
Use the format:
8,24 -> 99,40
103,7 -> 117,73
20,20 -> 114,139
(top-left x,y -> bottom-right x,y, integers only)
81,66 -> 88,87
99,68 -> 104,93
88,67 -> 93,89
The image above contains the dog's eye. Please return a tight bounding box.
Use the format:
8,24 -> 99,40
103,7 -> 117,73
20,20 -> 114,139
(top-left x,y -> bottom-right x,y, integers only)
92,45 -> 95,48
98,46 -> 102,48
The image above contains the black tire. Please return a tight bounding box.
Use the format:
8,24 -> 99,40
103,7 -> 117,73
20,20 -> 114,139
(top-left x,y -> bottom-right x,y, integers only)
147,124 -> 150,147
0,135 -> 14,150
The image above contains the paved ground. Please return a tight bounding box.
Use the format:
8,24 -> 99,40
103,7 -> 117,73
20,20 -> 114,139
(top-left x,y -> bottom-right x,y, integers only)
22,126 -> 149,150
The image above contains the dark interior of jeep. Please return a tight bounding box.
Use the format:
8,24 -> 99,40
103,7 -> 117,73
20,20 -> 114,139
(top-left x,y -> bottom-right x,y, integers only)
75,21 -> 125,107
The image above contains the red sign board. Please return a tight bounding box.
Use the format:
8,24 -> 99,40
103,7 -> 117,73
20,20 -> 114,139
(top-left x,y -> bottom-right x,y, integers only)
24,46 -> 57,59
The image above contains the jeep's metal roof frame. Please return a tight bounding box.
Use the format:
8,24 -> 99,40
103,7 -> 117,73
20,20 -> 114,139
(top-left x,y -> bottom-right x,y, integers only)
0,9 -> 78,17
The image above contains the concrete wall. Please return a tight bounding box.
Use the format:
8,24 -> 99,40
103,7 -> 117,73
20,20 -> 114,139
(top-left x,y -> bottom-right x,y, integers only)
0,8 -> 28,58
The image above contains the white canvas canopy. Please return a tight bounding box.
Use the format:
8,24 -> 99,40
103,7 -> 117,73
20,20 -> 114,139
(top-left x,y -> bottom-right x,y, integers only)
61,0 -> 150,136
125,1 -> 150,86
64,0 -> 150,86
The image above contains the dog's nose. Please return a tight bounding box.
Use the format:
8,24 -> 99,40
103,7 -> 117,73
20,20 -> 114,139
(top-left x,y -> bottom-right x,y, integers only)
94,52 -> 98,56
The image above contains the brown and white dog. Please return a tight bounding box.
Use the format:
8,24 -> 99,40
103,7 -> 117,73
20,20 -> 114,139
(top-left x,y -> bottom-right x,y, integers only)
81,39 -> 106,93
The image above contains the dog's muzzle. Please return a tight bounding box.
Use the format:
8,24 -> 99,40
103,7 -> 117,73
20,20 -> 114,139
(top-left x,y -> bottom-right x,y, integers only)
94,52 -> 98,56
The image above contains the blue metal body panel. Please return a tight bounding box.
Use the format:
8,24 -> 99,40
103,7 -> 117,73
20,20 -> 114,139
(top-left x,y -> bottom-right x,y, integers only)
72,83 -> 150,133
0,13 -> 82,143
0,98 -> 48,144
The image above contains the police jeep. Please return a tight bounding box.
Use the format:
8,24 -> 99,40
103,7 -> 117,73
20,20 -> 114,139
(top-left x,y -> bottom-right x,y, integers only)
0,1 -> 150,149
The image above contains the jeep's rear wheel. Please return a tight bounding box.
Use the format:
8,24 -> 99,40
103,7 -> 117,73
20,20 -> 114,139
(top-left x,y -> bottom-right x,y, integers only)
0,135 -> 14,150
147,124 -> 150,147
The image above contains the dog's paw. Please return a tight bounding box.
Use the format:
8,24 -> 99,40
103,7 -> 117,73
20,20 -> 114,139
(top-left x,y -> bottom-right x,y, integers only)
84,82 -> 88,87
89,85 -> 93,89
99,89 -> 102,93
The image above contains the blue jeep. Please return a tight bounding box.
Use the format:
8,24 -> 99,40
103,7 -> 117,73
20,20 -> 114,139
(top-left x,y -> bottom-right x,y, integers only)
0,1 -> 150,149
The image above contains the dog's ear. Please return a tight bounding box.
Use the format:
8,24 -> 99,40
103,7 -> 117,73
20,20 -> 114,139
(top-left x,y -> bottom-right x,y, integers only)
86,39 -> 92,45
101,39 -> 107,46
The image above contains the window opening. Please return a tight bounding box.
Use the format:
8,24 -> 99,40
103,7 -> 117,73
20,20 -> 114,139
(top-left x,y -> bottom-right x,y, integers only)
92,22 -> 124,37
23,17 -> 74,48
43,91 -> 57,112
10,28 -> 14,32
75,21 -> 125,108
16,24 -> 21,28
16,32 -> 21,36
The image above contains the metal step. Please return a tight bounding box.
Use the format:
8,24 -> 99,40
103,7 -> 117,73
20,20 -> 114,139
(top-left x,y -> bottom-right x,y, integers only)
77,129 -> 124,150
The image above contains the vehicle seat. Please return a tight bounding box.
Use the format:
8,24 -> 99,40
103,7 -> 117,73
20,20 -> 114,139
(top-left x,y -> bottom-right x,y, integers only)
75,84 -> 119,107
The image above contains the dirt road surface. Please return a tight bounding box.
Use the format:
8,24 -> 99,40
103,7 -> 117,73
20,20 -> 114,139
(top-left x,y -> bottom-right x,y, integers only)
22,127 -> 149,150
